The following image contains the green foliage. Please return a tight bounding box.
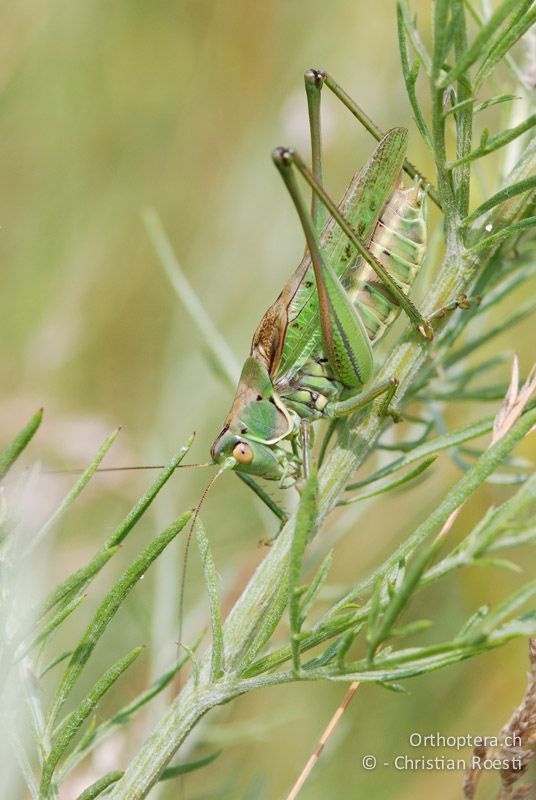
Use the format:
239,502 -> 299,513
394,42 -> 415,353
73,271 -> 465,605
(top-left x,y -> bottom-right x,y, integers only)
195,518 -> 224,680
289,471 -> 319,673
0,408 -> 42,481
40,646 -> 145,797
159,749 -> 222,780
1,1 -> 536,799
0,436 -> 195,799
47,510 -> 191,727
75,771 -> 124,800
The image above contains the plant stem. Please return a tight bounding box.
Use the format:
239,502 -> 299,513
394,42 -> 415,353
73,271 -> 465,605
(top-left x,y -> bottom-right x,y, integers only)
107,189 -> 479,799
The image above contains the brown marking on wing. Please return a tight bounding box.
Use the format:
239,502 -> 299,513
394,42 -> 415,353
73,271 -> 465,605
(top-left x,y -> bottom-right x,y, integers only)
250,252 -> 311,377
250,297 -> 287,374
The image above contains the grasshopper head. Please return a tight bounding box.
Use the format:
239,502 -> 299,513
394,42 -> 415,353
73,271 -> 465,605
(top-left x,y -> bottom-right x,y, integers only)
211,428 -> 291,481
210,356 -> 297,482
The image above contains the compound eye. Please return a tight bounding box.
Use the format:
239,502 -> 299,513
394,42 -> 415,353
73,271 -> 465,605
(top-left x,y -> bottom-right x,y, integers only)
232,441 -> 253,465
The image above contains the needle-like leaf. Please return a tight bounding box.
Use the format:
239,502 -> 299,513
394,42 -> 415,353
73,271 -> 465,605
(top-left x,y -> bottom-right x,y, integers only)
0,408 -> 43,481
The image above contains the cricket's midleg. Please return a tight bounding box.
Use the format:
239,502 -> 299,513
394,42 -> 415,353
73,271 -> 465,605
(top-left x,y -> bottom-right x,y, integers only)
211,127 -> 427,482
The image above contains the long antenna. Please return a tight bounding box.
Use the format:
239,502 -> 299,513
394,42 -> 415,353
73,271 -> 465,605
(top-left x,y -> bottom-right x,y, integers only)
45,462 -> 212,475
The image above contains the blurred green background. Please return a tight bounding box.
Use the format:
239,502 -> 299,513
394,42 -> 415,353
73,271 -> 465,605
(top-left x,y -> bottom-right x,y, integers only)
1,1 -> 535,798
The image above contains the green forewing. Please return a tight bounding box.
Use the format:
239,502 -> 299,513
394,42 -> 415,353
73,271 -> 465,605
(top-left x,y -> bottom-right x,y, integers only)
273,128 -> 408,386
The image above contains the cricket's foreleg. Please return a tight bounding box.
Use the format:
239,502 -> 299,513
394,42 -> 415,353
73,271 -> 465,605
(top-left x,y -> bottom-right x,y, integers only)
325,377 -> 400,422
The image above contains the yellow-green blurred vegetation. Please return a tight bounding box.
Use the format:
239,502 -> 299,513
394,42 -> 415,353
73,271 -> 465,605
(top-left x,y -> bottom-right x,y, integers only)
1,1 -> 536,799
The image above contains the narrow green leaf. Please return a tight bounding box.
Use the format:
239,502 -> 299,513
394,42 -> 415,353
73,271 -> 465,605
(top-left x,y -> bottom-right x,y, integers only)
107,644 -> 200,725
289,472 -> 318,671
0,408 -> 43,481
474,261 -> 536,316
180,642 -> 201,688
340,456 -> 437,505
397,6 -> 432,147
242,606 -> 358,679
368,536 -> 441,661
491,528 -> 536,552
451,0 -> 472,218
334,407 -> 536,619
488,610 -> 536,642
445,93 -> 518,118
19,593 -> 86,660
393,560 -> 407,594
238,574 -> 291,675
475,4 -> 536,90
49,511 -> 191,725
301,640 -> 343,673
462,579 -> 536,644
76,771 -> 124,800
436,0 -> 530,87
397,0 -> 432,74
443,96 -> 475,118
102,438 -> 194,551
41,647 -> 143,797
464,0 -> 527,84
431,0 -> 453,82
329,655 -> 461,682
376,418 -> 435,452
41,438 -> 194,616
143,207 -> 240,387
39,650 -> 74,679
299,550 -> 333,622
195,518 -> 224,680
451,354 -> 512,387
59,641 -> 202,780
466,216 -> 536,253
422,477 -> 536,588
475,93 -> 519,113
448,114 -> 536,168
7,729 -> 40,800
445,297 -> 536,367
421,386 -> 511,403
458,605 -> 490,640
391,619 -> 433,638
477,557 -> 522,573
24,428 -> 120,557
40,547 -> 120,619
473,474 -> 536,555
482,471 -> 531,486
347,414 -> 497,492
367,641 -> 464,669
367,579 -> 382,642
462,175 -> 536,225
336,625 -> 363,667
377,681 -> 408,694
159,750 -> 221,780
326,638 -> 508,683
